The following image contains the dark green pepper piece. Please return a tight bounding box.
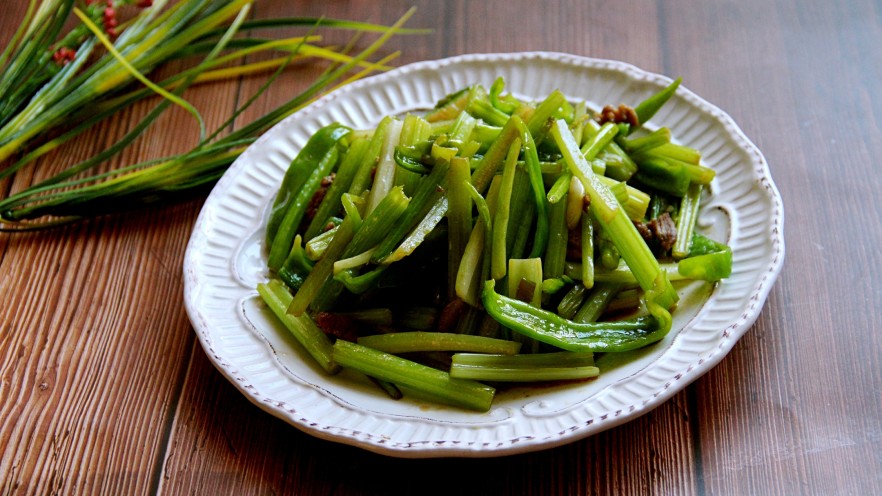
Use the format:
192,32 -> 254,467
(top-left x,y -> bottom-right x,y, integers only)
482,280 -> 672,352
265,123 -> 351,247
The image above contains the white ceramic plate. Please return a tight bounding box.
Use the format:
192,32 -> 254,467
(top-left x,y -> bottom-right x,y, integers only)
183,52 -> 784,458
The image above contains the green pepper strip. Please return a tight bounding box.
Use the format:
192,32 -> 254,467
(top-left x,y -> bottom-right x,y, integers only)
482,280 -> 672,353
632,77 -> 682,133
267,145 -> 341,270
265,123 -> 350,245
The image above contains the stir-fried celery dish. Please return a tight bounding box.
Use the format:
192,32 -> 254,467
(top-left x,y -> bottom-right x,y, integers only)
257,77 -> 732,412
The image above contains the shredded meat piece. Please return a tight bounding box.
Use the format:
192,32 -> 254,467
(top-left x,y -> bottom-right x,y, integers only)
314,312 -> 359,342
597,104 -> 639,128
437,298 -> 467,332
633,220 -> 653,241
648,212 -> 678,251
515,279 -> 537,303
305,173 -> 335,221
566,228 -> 583,260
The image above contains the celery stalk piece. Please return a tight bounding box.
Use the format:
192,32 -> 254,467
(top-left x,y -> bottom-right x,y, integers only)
456,177 -> 501,306
447,157 -> 473,300
557,284 -> 589,319
546,172 -> 572,204
673,183 -> 702,259
619,127 -> 671,154
365,118 -> 403,214
303,137 -> 370,241
450,352 -> 599,382
596,175 -> 650,221
513,119 -> 549,259
544,187 -> 568,279
573,283 -> 622,323
580,215 -> 595,289
582,119 -> 638,181
258,279 -> 340,374
357,332 -> 521,355
383,196 -> 448,264
287,217 -> 356,316
305,225 -> 339,261
350,117 -> 391,196
565,175 -> 585,230
507,258 -> 543,307
491,139 -> 522,280
332,340 -> 496,412
550,119 -> 678,309
526,89 -> 567,142
371,160 -> 450,264
470,114 -> 522,194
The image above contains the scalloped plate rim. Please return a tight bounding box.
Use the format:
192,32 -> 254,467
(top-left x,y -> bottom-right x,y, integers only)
183,51 -> 785,458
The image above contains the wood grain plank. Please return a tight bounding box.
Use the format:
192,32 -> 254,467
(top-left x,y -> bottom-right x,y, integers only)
660,0 -> 882,494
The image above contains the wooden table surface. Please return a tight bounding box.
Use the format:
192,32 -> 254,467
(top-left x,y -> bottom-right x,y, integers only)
2,0 -> 880,494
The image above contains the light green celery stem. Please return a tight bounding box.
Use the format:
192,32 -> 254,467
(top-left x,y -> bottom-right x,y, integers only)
507,258 -> 543,307
551,119 -> 678,309
396,114 -> 431,195
514,119 -> 549,259
287,217 -> 355,316
365,118 -> 403,214
371,160 -> 450,264
358,332 -> 521,355
581,215 -> 595,288
491,139 -> 522,280
544,188 -> 568,279
580,122 -> 618,161
450,352 -> 598,382
583,119 -> 637,181
340,193 -> 363,229
267,146 -> 340,270
557,284 -> 589,319
508,170 -> 537,262
304,138 -> 370,240
620,127 -> 671,154
331,340 -> 496,412
606,288 -> 643,314
384,196 -> 448,264
546,172 -> 572,204
470,115 -> 523,193
395,306 -> 438,330
472,122 -> 502,151
565,175 -> 585,230
596,175 -> 650,221
673,183 -> 702,259
447,157 -> 473,301
467,99 -> 510,127
305,225 -> 338,260
566,260 -> 713,284
526,89 -> 567,142
573,283 -> 622,323
257,279 -> 340,374
654,142 -> 701,164
456,177 -> 501,306
339,308 -> 394,326
344,186 -> 410,258
311,186 -> 411,310
350,118 -> 391,195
